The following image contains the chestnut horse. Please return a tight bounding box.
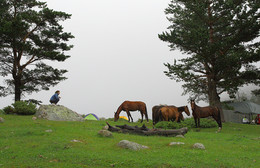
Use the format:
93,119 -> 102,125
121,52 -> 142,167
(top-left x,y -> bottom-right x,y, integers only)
190,99 -> 222,129
152,105 -> 187,125
114,101 -> 149,123
159,106 -> 190,122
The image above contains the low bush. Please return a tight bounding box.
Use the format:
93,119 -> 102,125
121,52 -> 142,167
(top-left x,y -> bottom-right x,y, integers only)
3,101 -> 37,115
155,118 -> 217,129
0,109 -> 5,114
12,101 -> 37,115
3,106 -> 15,114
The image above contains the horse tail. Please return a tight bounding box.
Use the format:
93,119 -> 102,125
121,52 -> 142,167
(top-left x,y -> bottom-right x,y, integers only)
217,107 -> 222,128
158,108 -> 163,121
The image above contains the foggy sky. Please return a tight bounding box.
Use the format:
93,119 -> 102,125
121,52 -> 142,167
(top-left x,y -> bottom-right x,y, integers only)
0,0 -> 255,120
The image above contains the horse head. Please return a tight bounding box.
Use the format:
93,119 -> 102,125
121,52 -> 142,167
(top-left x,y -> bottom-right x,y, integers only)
114,112 -> 119,121
190,99 -> 196,110
184,106 -> 191,116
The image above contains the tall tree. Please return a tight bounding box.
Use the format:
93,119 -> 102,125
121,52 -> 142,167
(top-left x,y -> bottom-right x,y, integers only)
158,0 -> 260,120
0,0 -> 74,101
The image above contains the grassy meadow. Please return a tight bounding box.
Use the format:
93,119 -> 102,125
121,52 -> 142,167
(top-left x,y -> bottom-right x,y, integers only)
0,114 -> 259,168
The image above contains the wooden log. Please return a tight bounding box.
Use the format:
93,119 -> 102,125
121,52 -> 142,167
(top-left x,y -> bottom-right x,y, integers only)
106,122 -> 188,137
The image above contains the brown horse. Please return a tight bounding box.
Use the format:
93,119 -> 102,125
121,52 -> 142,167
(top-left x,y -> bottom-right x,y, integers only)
159,106 -> 190,122
114,101 -> 149,123
190,99 -> 222,129
152,105 -> 188,125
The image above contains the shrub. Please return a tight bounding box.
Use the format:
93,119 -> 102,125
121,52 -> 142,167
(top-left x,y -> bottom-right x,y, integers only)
155,118 -> 217,129
0,109 -> 5,114
12,101 -> 37,115
3,106 -> 15,114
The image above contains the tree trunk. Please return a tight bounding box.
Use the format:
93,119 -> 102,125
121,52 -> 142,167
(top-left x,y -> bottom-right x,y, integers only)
14,75 -> 22,102
207,78 -> 225,122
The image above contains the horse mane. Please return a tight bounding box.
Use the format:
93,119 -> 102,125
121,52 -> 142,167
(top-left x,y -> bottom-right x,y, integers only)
115,104 -> 123,116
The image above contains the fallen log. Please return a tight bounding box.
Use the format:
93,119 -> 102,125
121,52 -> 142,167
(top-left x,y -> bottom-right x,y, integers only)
106,122 -> 188,137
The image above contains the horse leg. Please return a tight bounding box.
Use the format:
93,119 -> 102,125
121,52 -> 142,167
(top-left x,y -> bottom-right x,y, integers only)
126,111 -> 132,122
198,118 -> 200,128
174,116 -> 179,122
140,111 -> 144,123
129,114 -> 134,122
194,117 -> 198,127
165,116 -> 169,121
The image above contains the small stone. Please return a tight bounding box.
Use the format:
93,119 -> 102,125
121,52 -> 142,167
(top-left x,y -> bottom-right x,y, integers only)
102,125 -> 109,130
71,139 -> 82,143
32,116 -> 37,120
98,130 -> 113,137
45,129 -> 53,133
175,135 -> 185,138
169,142 -> 185,146
117,140 -> 149,151
0,117 -> 4,123
193,143 -> 205,150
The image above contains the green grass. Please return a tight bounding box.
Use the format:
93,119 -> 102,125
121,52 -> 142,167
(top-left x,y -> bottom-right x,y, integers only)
0,114 -> 259,168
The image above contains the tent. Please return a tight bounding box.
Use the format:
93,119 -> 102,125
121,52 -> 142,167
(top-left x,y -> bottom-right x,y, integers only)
84,113 -> 99,120
119,116 -> 128,121
223,101 -> 260,123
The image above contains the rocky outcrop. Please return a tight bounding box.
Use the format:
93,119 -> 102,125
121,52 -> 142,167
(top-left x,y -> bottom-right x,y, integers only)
36,105 -> 84,121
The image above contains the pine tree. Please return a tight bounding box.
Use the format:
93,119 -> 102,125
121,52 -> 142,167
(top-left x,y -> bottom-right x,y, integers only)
158,0 -> 260,120
0,0 -> 74,101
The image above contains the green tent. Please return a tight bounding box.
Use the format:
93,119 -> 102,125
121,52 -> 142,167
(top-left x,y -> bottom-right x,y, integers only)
84,113 -> 99,120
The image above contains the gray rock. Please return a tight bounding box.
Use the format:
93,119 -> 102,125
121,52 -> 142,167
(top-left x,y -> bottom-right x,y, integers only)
175,135 -> 185,138
71,139 -> 82,143
169,142 -> 185,146
0,117 -> 4,123
45,129 -> 53,133
117,140 -> 149,150
36,105 -> 84,121
193,143 -> 205,150
102,125 -> 109,130
98,130 -> 113,137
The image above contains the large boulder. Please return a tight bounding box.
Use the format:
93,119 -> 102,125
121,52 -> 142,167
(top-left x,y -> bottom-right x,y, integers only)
36,105 -> 84,121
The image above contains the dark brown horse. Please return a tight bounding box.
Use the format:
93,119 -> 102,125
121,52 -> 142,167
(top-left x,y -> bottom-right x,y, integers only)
159,106 -> 190,122
114,101 -> 149,123
152,105 -> 164,125
152,105 -> 189,125
190,99 -> 222,129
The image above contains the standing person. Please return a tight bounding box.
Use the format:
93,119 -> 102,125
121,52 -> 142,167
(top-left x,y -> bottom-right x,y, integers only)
50,90 -> 61,105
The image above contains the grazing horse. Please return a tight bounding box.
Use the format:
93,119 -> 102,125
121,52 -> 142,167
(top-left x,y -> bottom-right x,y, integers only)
152,105 -> 188,125
190,99 -> 222,129
177,106 -> 191,118
152,105 -> 164,125
159,106 -> 190,122
114,101 -> 149,123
